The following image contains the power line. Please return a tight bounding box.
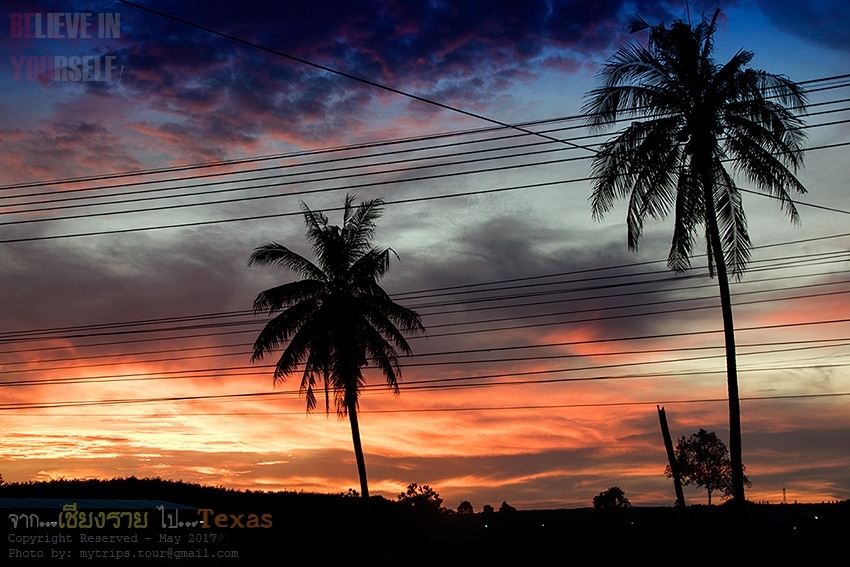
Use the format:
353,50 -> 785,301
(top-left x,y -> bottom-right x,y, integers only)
2,101 -> 846,212
117,0 -> 598,156
1,242 -> 846,348
2,244 -> 846,347
2,74 -> 845,195
2,161 -> 849,245
3,316 -> 848,389
0,81 -> 844,241
3,271 -> 844,366
1,120 -> 848,228
5,391 -> 850,417
2,358 -> 849,411
5,337 -> 849,389
0,118 -> 588,202
0,12 -> 844,235
2,138 -> 848,244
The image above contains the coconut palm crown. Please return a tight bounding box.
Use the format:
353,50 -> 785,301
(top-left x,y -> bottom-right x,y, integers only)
583,9 -> 807,512
249,194 -> 424,498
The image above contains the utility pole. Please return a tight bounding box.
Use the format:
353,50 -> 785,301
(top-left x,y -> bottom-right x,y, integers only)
658,405 -> 686,511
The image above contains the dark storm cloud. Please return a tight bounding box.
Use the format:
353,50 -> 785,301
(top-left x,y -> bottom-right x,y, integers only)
107,0 -> 721,144
1,1 -> 742,169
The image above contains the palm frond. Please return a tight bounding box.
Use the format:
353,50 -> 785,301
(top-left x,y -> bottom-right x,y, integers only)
346,248 -> 391,286
366,344 -> 401,395
252,279 -> 325,315
359,295 -> 423,354
712,48 -> 753,89
583,45 -> 681,130
667,167 -> 703,273
724,123 -> 805,223
711,163 -> 751,279
627,16 -> 650,34
590,116 -> 682,252
344,195 -> 383,236
250,296 -> 321,362
248,243 -> 326,281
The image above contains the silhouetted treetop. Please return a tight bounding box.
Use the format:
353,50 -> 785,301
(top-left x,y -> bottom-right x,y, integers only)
593,486 -> 631,509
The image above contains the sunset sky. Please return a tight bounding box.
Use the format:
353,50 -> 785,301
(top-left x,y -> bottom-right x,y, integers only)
1,0 -> 848,510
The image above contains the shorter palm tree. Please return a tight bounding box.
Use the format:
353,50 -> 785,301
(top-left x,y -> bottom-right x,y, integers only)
249,194 -> 424,498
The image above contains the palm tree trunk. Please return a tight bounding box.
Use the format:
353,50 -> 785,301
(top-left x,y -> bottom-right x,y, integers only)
702,174 -> 746,517
710,234 -> 746,511
347,401 -> 370,499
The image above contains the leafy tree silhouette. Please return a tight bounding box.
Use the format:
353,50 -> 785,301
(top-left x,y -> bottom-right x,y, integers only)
456,500 -> 474,514
593,486 -> 631,509
498,501 -> 517,514
666,428 -> 752,505
397,483 -> 444,515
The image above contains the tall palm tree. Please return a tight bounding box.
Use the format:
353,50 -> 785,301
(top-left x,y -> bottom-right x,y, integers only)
583,9 -> 807,513
249,194 -> 425,498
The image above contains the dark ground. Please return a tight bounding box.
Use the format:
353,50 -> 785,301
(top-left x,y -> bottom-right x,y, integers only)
2,478 -> 846,565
